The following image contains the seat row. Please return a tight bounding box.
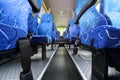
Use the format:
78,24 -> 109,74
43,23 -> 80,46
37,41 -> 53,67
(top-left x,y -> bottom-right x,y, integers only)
63,0 -> 120,79
0,0 -> 60,80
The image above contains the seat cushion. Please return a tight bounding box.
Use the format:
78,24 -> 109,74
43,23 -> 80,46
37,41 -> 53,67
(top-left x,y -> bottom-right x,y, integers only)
32,35 -> 52,45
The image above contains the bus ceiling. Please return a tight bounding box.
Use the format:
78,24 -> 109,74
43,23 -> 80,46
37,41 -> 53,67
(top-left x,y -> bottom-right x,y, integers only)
43,0 -> 76,26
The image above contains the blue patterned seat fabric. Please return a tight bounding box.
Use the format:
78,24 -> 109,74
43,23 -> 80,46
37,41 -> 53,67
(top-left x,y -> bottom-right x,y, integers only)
52,24 -> 60,42
0,0 -> 59,50
63,0 -> 90,42
28,12 -> 39,34
0,0 -> 31,51
63,18 -> 80,42
76,0 -> 120,48
32,13 -> 60,45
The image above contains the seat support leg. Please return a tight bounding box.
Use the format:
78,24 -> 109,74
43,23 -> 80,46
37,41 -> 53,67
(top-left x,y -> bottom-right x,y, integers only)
69,43 -> 71,49
18,38 -> 33,80
92,50 -> 108,80
73,39 -> 79,55
51,42 -> 53,50
73,45 -> 78,55
42,44 -> 46,60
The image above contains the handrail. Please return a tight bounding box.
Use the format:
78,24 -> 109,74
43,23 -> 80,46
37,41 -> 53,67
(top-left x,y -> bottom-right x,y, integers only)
28,0 -> 41,13
42,0 -> 48,12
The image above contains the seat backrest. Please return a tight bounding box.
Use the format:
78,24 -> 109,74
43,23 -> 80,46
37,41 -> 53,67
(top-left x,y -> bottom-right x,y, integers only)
74,0 -> 108,34
100,0 -> 120,28
28,12 -> 39,34
0,0 -> 32,50
37,13 -> 53,37
40,13 -> 53,23
0,0 -> 31,32
68,18 -> 74,27
74,0 -> 89,17
68,18 -> 80,37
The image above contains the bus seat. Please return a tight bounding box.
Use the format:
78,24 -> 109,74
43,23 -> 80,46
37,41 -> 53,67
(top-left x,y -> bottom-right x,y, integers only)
36,13 -> 53,43
69,25 -> 80,42
74,0 -> 120,78
31,13 -> 60,45
28,12 -> 39,34
63,24 -> 70,41
0,0 -> 31,51
76,5 -> 109,48
63,18 -> 80,43
78,0 -> 120,49
99,0 -> 120,70
52,24 -> 60,42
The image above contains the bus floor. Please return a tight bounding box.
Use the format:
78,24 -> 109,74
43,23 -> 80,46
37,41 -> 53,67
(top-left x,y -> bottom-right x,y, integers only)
41,46 -> 83,80
66,45 -> 120,80
66,45 -> 92,80
0,45 -> 58,80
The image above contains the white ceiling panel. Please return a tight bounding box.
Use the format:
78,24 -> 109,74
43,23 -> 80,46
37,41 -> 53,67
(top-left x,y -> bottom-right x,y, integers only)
44,0 -> 76,26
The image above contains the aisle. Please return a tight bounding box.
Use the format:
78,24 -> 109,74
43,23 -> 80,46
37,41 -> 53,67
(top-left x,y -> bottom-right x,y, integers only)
42,46 -> 82,80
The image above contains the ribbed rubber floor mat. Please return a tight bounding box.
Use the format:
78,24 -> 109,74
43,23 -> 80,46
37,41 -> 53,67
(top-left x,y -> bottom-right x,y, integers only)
67,48 -> 92,80
0,46 -> 56,80
73,53 -> 91,80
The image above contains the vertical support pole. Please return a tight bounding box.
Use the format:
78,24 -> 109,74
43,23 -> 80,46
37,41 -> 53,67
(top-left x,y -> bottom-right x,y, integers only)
18,38 -> 33,80
55,43 -> 56,47
73,44 -> 78,55
104,52 -> 108,80
91,39 -> 108,80
73,38 -> 79,55
92,50 -> 108,80
69,43 -> 71,49
32,45 -> 38,54
51,42 -> 53,50
42,44 -> 46,60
